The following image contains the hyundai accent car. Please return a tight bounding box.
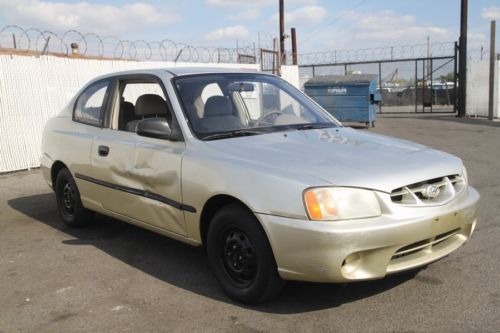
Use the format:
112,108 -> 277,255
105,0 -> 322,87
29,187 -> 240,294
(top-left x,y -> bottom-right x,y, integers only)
41,68 -> 479,303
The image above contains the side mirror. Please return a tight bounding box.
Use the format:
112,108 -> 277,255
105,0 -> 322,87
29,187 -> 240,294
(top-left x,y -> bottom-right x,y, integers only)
137,118 -> 174,140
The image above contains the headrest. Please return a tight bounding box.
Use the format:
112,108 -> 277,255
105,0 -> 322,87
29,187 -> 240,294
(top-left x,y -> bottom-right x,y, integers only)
135,94 -> 168,117
204,96 -> 232,117
121,101 -> 135,115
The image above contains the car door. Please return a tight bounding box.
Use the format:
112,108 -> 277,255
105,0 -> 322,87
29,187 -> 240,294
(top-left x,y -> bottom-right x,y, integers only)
132,132 -> 186,235
89,75 -> 188,236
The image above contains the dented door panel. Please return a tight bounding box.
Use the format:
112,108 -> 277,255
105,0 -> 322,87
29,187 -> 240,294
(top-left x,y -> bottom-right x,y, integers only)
88,128 -> 187,236
89,129 -> 139,212
132,137 -> 186,235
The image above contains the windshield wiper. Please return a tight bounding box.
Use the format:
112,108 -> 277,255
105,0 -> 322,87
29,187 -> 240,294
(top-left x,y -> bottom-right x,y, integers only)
202,130 -> 261,141
294,123 -> 334,131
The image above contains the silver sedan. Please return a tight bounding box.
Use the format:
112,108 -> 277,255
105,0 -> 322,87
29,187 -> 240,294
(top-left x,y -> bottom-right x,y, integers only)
41,68 -> 479,303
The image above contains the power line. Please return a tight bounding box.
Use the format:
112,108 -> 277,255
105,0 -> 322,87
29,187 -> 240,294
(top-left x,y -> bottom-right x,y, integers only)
300,0 -> 369,46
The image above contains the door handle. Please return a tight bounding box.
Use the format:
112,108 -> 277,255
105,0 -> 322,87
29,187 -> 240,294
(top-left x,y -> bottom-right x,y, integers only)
98,145 -> 109,157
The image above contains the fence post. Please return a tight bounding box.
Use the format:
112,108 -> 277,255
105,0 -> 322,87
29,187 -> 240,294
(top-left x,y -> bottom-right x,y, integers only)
42,36 -> 51,55
430,58 -> 433,112
488,20 -> 496,120
415,60 -> 418,113
259,48 -> 262,70
291,28 -> 297,65
422,59 -> 425,112
378,62 -> 382,113
453,42 -> 458,113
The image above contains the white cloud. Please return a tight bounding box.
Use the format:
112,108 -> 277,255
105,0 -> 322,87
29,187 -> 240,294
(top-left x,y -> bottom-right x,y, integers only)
207,0 -> 272,6
482,6 -> 500,19
206,0 -> 317,7
467,32 -> 487,47
0,0 -> 180,35
228,9 -> 260,21
313,10 -> 457,51
270,5 -> 327,26
204,25 -> 249,42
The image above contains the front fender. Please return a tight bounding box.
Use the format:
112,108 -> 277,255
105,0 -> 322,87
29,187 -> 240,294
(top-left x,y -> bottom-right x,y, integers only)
181,150 -> 328,241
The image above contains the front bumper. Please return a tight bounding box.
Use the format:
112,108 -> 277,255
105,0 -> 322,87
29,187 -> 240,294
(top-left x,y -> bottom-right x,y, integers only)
257,186 -> 479,283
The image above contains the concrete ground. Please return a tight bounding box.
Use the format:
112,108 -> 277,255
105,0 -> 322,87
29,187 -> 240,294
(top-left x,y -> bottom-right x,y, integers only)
1,115 -> 499,332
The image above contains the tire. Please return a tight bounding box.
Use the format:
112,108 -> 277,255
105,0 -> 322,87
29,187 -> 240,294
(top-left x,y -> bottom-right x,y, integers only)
55,168 -> 93,227
207,203 -> 285,304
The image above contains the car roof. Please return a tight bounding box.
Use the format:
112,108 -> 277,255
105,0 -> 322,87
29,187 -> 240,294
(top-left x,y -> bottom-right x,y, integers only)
90,67 -> 262,82
166,67 -> 260,76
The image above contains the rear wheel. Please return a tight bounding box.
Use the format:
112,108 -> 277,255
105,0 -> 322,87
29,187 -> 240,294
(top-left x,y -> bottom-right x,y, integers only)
55,168 -> 93,227
207,203 -> 285,304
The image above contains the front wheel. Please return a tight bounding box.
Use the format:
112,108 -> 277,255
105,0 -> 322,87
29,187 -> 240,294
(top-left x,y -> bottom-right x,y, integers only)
55,168 -> 93,227
207,203 -> 285,304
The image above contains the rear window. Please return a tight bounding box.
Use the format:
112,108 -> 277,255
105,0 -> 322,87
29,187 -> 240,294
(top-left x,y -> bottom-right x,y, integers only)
74,80 -> 110,126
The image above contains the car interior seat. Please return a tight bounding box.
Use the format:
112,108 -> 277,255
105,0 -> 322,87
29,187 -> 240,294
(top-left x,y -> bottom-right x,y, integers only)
119,101 -> 137,131
198,96 -> 243,132
126,94 -> 172,133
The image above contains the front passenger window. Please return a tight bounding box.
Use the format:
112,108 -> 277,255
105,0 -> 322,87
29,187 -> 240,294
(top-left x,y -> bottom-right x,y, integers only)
118,82 -> 172,133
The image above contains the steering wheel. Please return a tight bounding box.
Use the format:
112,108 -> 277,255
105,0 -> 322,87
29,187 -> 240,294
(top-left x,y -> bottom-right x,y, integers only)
254,111 -> 284,126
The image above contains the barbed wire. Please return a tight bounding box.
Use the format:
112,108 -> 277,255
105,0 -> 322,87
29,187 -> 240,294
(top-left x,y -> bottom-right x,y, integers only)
0,25 -> 491,66
258,32 -> 278,50
0,25 -> 257,63
294,42 -> 457,65
467,47 -> 491,62
294,43 -> 492,66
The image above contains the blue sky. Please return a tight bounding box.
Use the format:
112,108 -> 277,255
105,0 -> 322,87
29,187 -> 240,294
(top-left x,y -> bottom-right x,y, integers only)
0,0 -> 498,53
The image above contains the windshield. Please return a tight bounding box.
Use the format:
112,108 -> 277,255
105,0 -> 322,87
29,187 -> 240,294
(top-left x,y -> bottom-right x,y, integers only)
173,73 -> 340,140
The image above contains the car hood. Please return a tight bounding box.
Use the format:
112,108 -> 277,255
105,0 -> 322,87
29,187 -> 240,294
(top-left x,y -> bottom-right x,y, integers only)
203,127 -> 464,193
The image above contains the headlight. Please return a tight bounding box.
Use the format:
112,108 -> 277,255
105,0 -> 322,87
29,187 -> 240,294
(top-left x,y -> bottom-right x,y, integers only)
303,187 -> 382,221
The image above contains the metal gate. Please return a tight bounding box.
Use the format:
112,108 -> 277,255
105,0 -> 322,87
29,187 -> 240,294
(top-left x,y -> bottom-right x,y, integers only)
260,48 -> 279,75
300,45 -> 458,114
237,53 -> 257,64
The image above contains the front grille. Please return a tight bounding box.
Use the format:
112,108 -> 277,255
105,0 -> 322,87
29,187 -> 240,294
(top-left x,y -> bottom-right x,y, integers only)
392,228 -> 460,259
390,174 -> 465,206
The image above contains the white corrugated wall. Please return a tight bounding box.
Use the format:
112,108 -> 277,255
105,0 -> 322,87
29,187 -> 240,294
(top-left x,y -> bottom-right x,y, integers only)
0,55 -> 259,173
466,57 -> 500,118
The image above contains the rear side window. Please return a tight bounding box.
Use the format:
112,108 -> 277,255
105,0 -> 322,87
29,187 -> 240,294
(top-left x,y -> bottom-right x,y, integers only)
74,80 -> 110,126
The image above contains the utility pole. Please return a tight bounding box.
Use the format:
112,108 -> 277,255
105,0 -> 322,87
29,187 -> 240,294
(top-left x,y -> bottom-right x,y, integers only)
291,27 -> 297,65
279,0 -> 286,65
458,0 -> 468,117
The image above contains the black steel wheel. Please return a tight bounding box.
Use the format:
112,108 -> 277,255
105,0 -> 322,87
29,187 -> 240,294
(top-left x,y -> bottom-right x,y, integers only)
207,203 -> 285,304
221,227 -> 257,287
55,168 -> 93,227
61,181 -> 76,218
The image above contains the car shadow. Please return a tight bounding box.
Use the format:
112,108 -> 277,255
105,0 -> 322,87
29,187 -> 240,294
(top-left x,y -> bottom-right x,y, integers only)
378,114 -> 500,128
8,193 -> 419,314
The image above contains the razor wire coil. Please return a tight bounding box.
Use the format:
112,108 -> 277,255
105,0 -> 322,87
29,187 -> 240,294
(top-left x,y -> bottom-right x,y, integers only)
0,25 -> 488,65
